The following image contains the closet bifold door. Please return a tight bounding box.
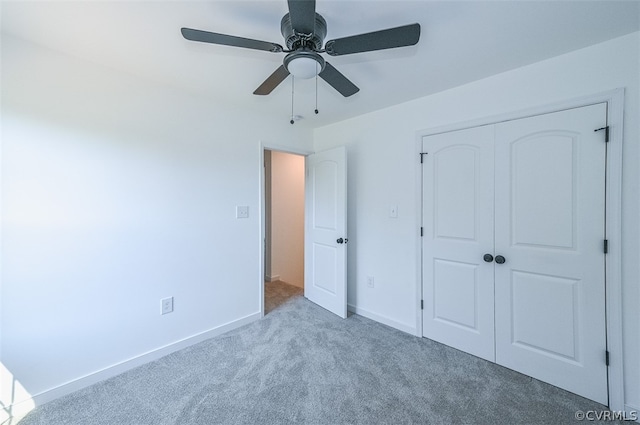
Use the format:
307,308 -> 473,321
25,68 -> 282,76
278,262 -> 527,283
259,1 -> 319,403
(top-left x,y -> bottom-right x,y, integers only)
421,125 -> 495,362
493,103 -> 608,405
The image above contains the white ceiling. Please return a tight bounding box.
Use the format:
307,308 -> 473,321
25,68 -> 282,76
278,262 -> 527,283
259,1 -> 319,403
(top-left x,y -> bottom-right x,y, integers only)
2,1 -> 639,128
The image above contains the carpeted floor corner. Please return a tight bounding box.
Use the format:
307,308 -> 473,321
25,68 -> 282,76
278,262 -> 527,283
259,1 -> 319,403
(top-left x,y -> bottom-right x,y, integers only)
17,283 -> 609,424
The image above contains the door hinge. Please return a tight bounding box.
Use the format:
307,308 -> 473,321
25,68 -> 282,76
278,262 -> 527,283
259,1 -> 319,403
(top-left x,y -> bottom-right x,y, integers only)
594,126 -> 610,143
419,152 -> 428,163
604,239 -> 608,254
421,300 -> 424,310
420,227 -> 424,237
605,350 -> 610,366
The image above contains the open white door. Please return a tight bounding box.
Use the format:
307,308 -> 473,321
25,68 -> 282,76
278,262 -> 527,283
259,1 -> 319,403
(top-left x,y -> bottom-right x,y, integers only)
304,146 -> 347,318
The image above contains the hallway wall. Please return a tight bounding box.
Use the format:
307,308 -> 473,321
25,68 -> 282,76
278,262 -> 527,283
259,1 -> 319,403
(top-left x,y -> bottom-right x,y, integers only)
269,151 -> 305,287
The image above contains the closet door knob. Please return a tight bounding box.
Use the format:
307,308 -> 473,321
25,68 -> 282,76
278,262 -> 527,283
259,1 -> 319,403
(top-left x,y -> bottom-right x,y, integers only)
483,254 -> 494,263
337,238 -> 344,244
495,255 -> 506,264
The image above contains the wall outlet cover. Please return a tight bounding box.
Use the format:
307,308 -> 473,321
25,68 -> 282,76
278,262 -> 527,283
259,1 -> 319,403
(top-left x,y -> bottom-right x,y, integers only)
236,206 -> 249,218
161,297 -> 174,315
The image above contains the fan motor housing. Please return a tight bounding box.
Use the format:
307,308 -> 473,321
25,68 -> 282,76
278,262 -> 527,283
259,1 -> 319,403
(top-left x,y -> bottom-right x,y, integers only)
281,13 -> 327,51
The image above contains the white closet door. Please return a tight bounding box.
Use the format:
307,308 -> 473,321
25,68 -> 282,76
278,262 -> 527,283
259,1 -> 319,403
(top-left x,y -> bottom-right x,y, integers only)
494,103 -> 608,404
422,125 -> 496,361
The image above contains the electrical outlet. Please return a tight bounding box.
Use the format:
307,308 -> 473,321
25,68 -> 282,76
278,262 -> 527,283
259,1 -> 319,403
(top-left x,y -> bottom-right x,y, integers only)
161,297 -> 174,315
366,276 -> 375,288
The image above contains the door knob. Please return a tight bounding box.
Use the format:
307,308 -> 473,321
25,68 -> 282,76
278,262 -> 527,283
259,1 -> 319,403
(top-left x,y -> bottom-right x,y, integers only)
483,254 -> 494,263
337,238 -> 344,244
495,255 -> 506,264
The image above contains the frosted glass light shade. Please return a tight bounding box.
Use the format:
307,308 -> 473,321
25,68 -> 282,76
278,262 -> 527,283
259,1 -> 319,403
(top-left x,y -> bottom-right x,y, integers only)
287,57 -> 320,79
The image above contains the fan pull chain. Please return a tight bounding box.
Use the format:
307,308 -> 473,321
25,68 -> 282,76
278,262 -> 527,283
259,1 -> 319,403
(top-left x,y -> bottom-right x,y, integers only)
314,72 -> 319,115
290,76 -> 295,125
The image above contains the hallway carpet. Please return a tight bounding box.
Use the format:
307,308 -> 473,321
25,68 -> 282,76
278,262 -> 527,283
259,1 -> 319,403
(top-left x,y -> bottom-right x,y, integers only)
264,280 -> 303,315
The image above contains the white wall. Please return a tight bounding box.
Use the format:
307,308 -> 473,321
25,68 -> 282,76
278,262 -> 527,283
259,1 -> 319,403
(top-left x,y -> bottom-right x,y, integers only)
313,32 -> 640,411
0,35 -> 312,413
269,151 -> 304,287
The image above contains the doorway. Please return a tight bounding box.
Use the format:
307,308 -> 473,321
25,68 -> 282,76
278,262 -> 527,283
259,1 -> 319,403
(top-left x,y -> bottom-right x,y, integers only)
264,149 -> 305,314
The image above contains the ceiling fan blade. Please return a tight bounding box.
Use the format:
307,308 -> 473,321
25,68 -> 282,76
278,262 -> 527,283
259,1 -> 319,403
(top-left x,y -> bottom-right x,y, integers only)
253,65 -> 290,95
287,0 -> 316,34
325,23 -> 420,56
181,28 -> 283,53
319,62 -> 359,97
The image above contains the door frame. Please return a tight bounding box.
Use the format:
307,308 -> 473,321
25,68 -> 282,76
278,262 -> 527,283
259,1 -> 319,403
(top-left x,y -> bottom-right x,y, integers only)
259,143 -> 312,318
415,88 -> 625,411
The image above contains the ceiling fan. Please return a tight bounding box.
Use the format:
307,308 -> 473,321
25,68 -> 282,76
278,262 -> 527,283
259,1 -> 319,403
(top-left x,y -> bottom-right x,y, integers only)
181,0 -> 421,98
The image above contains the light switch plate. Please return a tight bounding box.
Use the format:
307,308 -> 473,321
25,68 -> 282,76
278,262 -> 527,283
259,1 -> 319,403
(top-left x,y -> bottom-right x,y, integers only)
236,206 -> 249,218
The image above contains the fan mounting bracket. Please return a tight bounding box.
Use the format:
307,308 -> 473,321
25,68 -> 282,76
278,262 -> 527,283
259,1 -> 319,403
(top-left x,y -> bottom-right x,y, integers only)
281,12 -> 327,51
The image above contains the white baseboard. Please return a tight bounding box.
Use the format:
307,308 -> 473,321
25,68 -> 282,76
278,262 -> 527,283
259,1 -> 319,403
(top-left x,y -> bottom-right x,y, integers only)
265,274 -> 280,282
10,312 -> 261,420
347,303 -> 416,335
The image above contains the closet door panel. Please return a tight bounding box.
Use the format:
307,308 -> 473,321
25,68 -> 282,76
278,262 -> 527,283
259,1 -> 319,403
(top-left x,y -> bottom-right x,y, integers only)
494,103 -> 608,404
422,125 -> 495,361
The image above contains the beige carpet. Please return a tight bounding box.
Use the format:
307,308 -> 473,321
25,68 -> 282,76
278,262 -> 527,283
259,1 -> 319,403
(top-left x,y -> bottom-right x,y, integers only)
264,280 -> 303,314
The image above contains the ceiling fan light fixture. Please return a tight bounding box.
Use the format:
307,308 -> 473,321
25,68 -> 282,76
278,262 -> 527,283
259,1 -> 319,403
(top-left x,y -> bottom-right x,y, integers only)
284,50 -> 325,79
182,2 -> 420,98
